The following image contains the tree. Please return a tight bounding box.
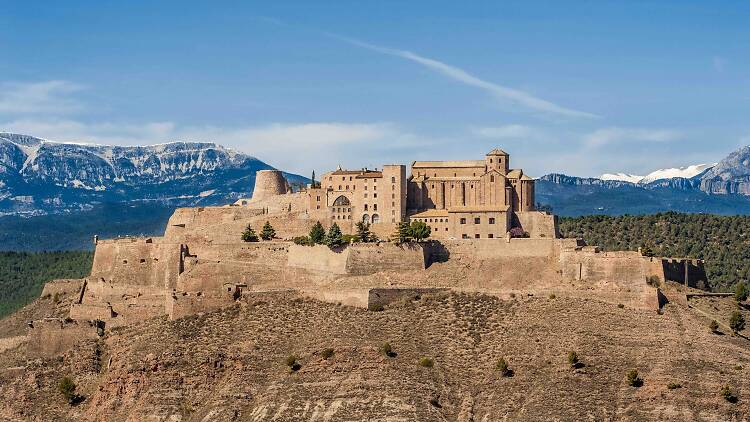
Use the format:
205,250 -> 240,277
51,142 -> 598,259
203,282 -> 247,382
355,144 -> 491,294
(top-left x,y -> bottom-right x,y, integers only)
309,221 -> 326,244
241,224 -> 259,242
260,221 -> 276,240
392,221 -> 411,243
735,282 -> 748,302
355,221 -> 371,243
730,311 -> 745,333
325,223 -> 343,248
409,221 -> 431,242
58,376 -> 77,404
710,319 -> 720,333
640,245 -> 655,257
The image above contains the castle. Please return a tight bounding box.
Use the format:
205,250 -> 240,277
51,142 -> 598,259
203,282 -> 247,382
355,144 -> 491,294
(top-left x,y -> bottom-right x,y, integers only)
237,149 -> 556,240
33,147 -> 708,351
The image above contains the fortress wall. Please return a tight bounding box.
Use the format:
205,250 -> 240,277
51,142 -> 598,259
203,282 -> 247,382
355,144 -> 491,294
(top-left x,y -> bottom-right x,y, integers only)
287,244 -> 349,274
437,238 -> 567,259
27,319 -> 97,357
167,292 -> 235,320
346,243 -> 428,275
301,288 -> 371,308
41,279 -> 84,297
90,238 -> 182,289
514,211 -> 559,238
662,259 -> 709,290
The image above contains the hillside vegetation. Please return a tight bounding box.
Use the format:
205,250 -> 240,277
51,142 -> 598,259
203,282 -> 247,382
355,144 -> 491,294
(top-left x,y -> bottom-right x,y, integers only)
560,212 -> 750,291
0,251 -> 93,318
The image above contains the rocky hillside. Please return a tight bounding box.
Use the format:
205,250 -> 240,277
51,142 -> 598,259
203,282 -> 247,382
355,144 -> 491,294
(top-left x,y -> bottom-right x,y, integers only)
701,146 -> 750,195
1,290 -> 750,421
0,133 -> 306,216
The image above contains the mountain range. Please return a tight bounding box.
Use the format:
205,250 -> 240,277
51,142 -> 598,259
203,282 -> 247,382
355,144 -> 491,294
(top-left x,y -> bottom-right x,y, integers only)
3,132 -> 750,249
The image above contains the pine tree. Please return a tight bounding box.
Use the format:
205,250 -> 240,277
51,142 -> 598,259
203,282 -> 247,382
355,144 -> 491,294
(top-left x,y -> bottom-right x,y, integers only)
735,282 -> 748,302
309,221 -> 326,244
391,221 -> 411,243
241,224 -> 259,242
356,221 -> 371,243
260,221 -> 276,240
409,221 -> 431,242
325,223 -> 343,248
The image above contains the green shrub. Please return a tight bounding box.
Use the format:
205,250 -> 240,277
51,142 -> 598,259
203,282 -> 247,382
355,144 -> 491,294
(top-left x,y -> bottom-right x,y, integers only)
321,348 -> 334,359
736,282 -> 748,302
646,275 -> 661,287
292,236 -> 311,246
241,225 -> 259,242
53,292 -> 60,304
710,320 -> 720,333
370,304 -> 384,312
667,382 -> 682,390
626,369 -> 643,387
418,357 -> 434,368
618,303 -> 625,309
58,376 -> 77,404
309,221 -> 326,244
285,355 -> 301,371
721,384 -> 737,403
548,293 -> 556,300
730,311 -> 745,333
496,358 -> 512,377
341,234 -> 359,244
380,342 -> 395,357
356,221 -> 371,243
409,221 -> 432,242
567,351 -> 579,367
735,364 -> 743,371
325,223 -> 344,248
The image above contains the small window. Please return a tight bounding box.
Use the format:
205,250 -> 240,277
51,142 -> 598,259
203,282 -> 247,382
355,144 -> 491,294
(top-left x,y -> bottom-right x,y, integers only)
462,234 -> 469,239
392,185 -> 395,190
488,234 -> 494,238
374,204 -> 378,211
490,175 -> 495,182
392,194 -> 395,199
349,176 -> 352,181
338,185 -> 342,190
364,204 -> 368,211
365,185 -> 368,190
342,177 -> 345,181
346,185 -> 349,190
374,186 -> 377,190
316,196 -> 320,201
433,227 -> 437,231
392,202 -> 395,206
445,227 -> 448,231
391,177 -> 395,183
475,234 -> 480,238
490,158 -> 493,163
316,205 -> 320,209
374,193 -> 377,198
364,193 -> 368,198
460,218 -> 466,224
474,218 -> 481,224
489,218 -> 495,224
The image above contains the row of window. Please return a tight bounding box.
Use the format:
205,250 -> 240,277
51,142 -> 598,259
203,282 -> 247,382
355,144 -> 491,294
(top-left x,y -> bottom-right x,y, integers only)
459,217 -> 496,225
462,234 -> 497,239
413,218 -> 448,223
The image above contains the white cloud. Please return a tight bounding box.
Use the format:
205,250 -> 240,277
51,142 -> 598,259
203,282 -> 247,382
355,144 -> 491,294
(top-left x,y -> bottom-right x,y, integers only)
0,81 -> 85,114
332,35 -> 598,119
583,127 -> 681,148
472,125 -> 533,139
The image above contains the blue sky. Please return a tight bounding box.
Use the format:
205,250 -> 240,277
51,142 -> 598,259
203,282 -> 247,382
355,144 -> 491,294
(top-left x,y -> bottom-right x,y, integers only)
1,1 -> 748,176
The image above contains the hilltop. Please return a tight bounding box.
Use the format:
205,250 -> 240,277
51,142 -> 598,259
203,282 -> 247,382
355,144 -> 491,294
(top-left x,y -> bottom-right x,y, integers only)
1,289 -> 749,421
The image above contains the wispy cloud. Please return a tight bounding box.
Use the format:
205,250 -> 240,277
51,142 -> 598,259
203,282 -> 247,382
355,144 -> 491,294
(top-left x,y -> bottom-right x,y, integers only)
330,35 -> 598,119
583,127 -> 681,148
0,81 -> 85,114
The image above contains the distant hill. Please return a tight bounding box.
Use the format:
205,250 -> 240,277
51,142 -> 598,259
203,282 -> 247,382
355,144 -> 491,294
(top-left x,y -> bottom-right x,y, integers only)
0,133 -> 307,217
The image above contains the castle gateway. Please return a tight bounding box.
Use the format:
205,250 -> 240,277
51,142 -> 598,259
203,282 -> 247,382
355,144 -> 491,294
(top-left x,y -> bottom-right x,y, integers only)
302,148 -> 557,240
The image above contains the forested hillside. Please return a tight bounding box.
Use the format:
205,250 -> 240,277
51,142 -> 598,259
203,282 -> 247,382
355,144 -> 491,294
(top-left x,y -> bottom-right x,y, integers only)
0,251 -> 93,318
560,212 -> 750,292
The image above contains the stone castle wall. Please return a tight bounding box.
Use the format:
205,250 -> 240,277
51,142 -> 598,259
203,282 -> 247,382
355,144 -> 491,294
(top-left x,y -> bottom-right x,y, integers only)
252,170 -> 288,201
514,211 -> 559,238
90,238 -> 182,289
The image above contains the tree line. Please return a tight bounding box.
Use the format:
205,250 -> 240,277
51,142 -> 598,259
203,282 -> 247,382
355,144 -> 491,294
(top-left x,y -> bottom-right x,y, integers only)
560,212 -> 750,292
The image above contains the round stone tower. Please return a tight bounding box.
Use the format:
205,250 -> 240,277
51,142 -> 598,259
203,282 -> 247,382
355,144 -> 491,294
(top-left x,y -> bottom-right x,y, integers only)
251,169 -> 289,201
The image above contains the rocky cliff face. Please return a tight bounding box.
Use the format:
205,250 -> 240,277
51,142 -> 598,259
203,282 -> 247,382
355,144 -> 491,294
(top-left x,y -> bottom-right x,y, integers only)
700,146 -> 750,195
0,133 -> 305,216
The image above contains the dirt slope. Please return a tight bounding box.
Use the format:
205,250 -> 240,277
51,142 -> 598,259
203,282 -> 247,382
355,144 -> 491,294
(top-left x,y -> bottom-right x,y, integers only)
1,291 -> 749,421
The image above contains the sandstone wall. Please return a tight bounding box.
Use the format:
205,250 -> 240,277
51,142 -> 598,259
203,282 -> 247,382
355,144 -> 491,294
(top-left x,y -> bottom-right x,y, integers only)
167,291 -> 235,320
513,211 -> 559,238
27,319 -> 97,357
251,169 -> 288,201
662,258 -> 709,290
90,238 -> 182,289
287,244 -> 349,274
41,279 -> 84,297
346,243 -> 428,275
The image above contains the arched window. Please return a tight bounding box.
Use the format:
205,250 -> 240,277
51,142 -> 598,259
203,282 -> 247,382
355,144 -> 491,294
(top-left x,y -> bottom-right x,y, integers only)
333,195 -> 350,206
362,214 -> 370,223
372,214 -> 380,224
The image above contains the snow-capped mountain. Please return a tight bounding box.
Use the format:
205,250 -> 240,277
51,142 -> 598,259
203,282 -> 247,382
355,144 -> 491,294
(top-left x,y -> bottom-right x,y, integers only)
0,133 -> 306,216
600,163 -> 716,184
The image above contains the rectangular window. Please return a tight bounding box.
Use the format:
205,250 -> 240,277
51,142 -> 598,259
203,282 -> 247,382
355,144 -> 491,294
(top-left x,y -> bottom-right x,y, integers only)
374,193 -> 377,198
460,218 -> 466,224
489,218 -> 495,224
474,217 -> 481,224
462,234 -> 469,239
391,177 -> 395,183
488,234 -> 494,238
374,186 -> 377,190
364,193 -> 368,198
475,234 -> 480,238
316,196 -> 320,201
392,202 -> 395,206
374,204 -> 378,210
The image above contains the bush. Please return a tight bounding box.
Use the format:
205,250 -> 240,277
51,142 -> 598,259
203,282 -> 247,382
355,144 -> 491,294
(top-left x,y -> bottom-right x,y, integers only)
341,234 -> 359,244
418,357 -> 434,368
241,224 -> 259,242
548,293 -> 556,300
618,303 -> 625,309
355,221 -> 371,243
58,376 -> 77,404
641,245 -> 655,257
321,348 -> 334,359
53,292 -> 60,304
567,351 -> 579,367
730,311 -> 746,333
496,358 -> 512,377
292,236 -> 311,246
325,223 -> 344,248
667,382 -> 682,390
370,303 -> 384,312
735,282 -> 748,302
309,221 -> 326,244
646,275 -> 661,287
409,221 -> 431,242
721,384 -> 738,403
626,369 -> 643,387
260,221 -> 276,240
285,355 -> 301,371
508,227 -> 529,238
380,342 -> 395,357
710,320 -> 720,333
